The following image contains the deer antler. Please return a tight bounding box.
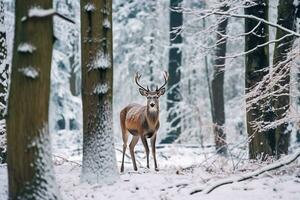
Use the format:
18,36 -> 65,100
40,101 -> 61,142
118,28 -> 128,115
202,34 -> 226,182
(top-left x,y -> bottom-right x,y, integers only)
156,71 -> 168,91
135,72 -> 149,91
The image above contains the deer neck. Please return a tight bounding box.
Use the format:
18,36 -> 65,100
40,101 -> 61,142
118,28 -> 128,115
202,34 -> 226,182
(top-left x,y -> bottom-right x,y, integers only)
146,107 -> 159,127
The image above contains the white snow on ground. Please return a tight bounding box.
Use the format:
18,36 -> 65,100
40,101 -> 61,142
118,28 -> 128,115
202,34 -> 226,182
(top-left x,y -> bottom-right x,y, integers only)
1,144 -> 300,200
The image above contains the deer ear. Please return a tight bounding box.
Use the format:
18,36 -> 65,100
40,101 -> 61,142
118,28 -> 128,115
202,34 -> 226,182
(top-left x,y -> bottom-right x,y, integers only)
139,88 -> 148,96
157,88 -> 165,96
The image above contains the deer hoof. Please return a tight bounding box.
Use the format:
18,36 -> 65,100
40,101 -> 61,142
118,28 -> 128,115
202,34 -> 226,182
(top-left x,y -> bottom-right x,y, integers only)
155,168 -> 159,172
134,167 -> 138,171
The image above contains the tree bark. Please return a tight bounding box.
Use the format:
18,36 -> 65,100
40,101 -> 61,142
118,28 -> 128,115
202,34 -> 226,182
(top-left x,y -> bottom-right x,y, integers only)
245,0 -> 272,160
161,0 -> 183,144
272,0 -> 296,156
81,0 -> 118,184
211,3 -> 229,155
7,0 -> 61,199
0,0 -> 8,164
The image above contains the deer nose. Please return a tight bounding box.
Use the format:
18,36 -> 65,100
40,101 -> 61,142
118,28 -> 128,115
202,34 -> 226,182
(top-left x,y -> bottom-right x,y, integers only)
150,103 -> 155,107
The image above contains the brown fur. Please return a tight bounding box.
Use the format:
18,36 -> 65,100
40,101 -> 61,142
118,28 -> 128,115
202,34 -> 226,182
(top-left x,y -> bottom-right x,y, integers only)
120,103 -> 160,172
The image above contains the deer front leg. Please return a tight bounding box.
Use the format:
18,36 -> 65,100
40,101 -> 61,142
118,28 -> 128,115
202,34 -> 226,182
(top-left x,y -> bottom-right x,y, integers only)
129,136 -> 139,171
151,133 -> 158,171
120,143 -> 127,173
141,136 -> 150,169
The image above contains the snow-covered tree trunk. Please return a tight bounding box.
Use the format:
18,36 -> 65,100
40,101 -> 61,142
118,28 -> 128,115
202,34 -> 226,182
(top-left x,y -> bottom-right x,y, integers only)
6,0 -> 61,199
245,0 -> 273,159
81,0 -> 118,184
272,0 -> 297,156
0,0 -> 8,164
161,0 -> 183,144
211,2 -> 229,155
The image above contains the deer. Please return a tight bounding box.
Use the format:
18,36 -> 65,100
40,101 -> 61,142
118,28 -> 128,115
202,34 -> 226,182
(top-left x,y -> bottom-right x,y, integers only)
120,71 -> 168,172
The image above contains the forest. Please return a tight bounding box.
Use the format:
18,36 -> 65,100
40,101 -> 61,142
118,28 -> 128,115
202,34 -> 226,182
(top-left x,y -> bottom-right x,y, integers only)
0,0 -> 300,199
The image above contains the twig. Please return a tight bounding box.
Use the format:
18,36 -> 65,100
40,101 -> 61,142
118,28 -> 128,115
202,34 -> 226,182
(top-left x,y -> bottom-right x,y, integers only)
53,154 -> 82,166
190,149 -> 300,195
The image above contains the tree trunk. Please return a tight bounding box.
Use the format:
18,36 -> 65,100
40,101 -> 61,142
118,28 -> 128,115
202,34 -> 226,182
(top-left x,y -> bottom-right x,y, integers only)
211,3 -> 229,155
7,0 -> 61,199
272,0 -> 296,156
0,0 -> 8,164
161,0 -> 182,144
245,0 -> 272,160
81,0 -> 118,184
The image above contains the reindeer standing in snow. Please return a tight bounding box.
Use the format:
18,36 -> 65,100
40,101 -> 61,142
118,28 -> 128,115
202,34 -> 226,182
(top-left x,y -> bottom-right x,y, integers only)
120,72 -> 168,172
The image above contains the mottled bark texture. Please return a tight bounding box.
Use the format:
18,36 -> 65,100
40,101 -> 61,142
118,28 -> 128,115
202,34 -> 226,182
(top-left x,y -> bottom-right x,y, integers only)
81,0 -> 118,184
211,3 -> 229,155
245,0 -> 272,160
7,0 -> 61,199
272,0 -> 296,156
161,0 -> 182,144
0,0 -> 8,164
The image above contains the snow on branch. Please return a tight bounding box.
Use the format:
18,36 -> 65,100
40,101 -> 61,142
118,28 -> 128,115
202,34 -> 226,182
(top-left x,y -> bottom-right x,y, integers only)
84,3 -> 96,12
21,6 -> 75,24
103,18 -> 111,29
190,149 -> 300,195
212,11 -> 300,37
88,51 -> 111,70
17,42 -> 37,53
18,66 -> 39,79
28,7 -> 55,18
93,83 -> 109,95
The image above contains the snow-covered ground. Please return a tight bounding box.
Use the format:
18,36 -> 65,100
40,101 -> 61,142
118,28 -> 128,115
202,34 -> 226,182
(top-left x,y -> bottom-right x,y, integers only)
1,145 -> 300,200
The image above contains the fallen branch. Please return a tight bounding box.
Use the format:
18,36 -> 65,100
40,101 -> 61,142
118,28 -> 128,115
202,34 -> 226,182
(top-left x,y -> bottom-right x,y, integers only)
190,149 -> 300,195
53,154 -> 82,166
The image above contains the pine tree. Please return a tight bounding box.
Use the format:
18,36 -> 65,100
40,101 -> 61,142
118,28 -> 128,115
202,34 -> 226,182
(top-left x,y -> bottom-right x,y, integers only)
7,0 -> 61,199
80,0 -> 118,184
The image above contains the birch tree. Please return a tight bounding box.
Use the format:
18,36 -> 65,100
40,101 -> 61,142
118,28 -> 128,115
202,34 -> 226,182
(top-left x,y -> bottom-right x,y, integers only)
6,0 -> 61,199
81,0 -> 118,184
0,0 -> 8,164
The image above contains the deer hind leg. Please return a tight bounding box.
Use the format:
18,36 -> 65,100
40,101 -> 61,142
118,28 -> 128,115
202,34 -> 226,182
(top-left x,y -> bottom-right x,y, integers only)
151,133 -> 158,171
120,129 -> 129,173
120,110 -> 128,173
129,136 -> 139,171
141,136 -> 150,169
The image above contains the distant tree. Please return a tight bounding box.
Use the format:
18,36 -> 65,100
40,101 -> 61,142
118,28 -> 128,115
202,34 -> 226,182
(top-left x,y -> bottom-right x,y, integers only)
161,0 -> 183,144
0,0 -> 8,164
272,0 -> 297,156
245,0 -> 273,159
211,2 -> 229,155
81,0 -> 118,184
6,0 -> 61,199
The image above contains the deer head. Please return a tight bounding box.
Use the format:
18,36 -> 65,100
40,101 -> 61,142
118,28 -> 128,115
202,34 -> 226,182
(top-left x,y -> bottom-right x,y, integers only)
135,71 -> 168,112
